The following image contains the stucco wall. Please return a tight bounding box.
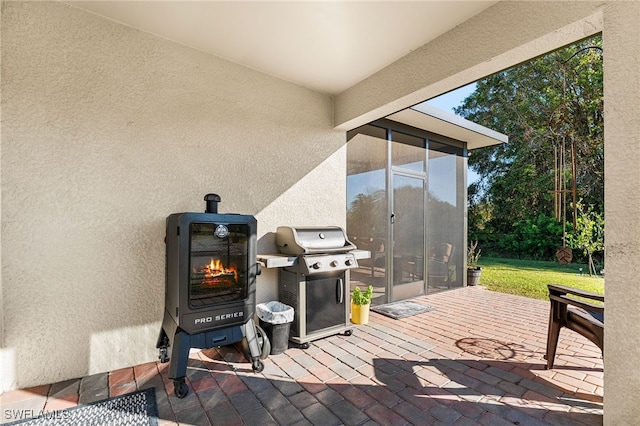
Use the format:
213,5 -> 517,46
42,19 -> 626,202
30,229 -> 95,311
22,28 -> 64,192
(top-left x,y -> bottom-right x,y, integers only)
602,2 -> 640,424
0,1 -> 344,390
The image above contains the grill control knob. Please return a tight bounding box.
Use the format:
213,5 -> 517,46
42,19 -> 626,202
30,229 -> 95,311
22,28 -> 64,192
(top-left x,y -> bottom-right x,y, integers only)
330,260 -> 338,267
345,258 -> 354,266
312,262 -> 322,270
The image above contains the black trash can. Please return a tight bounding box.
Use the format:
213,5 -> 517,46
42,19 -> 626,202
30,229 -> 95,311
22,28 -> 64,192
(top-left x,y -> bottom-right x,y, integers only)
256,301 -> 294,355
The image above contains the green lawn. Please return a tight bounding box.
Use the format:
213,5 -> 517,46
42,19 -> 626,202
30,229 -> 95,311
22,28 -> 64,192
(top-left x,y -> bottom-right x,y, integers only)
477,257 -> 605,300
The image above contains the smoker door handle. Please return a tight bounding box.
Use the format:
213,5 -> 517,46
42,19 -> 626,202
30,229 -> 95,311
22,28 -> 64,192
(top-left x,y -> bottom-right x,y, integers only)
336,278 -> 344,304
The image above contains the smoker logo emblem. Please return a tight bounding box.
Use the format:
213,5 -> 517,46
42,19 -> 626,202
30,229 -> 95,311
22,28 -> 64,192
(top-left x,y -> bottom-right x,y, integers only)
194,311 -> 244,325
214,225 -> 229,239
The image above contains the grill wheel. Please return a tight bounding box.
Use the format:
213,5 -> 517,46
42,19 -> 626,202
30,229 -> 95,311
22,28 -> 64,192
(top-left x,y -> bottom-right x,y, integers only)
173,378 -> 188,398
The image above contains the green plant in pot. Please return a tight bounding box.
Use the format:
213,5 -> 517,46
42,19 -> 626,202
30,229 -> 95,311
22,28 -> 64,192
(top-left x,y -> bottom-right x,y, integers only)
467,240 -> 482,286
351,285 -> 373,325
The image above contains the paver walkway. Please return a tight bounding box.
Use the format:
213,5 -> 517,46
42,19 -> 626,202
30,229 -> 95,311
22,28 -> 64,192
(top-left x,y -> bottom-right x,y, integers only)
0,286 -> 603,425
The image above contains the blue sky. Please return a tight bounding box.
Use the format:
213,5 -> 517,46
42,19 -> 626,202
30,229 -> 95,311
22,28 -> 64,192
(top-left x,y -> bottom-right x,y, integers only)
424,83 -> 476,114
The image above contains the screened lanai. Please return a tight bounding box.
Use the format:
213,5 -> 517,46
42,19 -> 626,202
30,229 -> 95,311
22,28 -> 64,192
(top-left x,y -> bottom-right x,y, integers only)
346,104 -> 507,305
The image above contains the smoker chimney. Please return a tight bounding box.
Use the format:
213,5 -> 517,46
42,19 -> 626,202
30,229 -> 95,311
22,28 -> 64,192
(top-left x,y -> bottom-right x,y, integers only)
204,193 -> 221,214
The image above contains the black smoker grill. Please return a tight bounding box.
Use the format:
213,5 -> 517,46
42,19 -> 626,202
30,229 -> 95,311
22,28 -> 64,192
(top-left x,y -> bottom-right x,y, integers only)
157,194 -> 265,398
259,226 -> 369,348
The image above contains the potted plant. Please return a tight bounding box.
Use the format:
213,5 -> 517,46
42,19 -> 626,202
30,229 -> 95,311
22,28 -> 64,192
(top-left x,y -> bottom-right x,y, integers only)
351,285 -> 373,324
467,240 -> 482,286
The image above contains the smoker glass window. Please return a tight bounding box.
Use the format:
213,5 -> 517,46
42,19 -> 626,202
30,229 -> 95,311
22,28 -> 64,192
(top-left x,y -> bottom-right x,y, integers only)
188,222 -> 249,307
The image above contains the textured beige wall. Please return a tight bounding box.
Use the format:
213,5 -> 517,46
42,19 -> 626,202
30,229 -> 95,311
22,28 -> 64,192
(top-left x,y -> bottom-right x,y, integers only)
0,1 -> 343,390
602,2 -> 640,424
0,0 -> 5,394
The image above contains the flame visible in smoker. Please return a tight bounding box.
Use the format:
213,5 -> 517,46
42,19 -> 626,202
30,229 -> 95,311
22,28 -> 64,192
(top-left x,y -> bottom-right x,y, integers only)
202,258 -> 238,284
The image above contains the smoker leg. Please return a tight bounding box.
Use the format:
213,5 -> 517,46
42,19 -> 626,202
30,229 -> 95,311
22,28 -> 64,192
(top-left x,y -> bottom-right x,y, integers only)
167,330 -> 191,398
156,328 -> 170,363
242,319 -> 265,373
156,328 -> 169,348
158,347 -> 169,363
168,330 -> 190,376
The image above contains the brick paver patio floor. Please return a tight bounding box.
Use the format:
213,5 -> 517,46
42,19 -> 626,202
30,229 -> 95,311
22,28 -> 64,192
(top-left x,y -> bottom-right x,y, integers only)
0,286 -> 603,425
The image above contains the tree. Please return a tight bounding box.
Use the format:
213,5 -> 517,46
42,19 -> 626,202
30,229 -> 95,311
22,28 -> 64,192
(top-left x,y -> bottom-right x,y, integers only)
457,35 -> 603,259
347,190 -> 386,239
501,214 -> 565,260
565,201 -> 604,276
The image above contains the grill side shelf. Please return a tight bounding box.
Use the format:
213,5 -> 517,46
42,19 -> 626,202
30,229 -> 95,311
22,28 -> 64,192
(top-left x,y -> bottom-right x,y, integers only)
257,254 -> 298,269
257,250 -> 370,269
351,249 -> 371,260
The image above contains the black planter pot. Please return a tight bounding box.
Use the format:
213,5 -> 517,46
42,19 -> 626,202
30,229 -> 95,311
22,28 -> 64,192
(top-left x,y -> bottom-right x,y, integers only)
467,267 -> 482,286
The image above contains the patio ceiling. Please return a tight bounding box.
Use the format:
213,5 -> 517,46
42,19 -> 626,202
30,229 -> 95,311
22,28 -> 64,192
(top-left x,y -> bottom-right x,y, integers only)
65,1 -> 497,96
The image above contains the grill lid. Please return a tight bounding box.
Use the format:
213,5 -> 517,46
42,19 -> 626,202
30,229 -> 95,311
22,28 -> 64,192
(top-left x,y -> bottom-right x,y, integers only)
276,226 -> 356,255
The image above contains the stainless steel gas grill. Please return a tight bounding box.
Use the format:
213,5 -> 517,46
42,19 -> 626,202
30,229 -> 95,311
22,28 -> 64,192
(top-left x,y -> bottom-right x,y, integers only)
259,226 -> 370,348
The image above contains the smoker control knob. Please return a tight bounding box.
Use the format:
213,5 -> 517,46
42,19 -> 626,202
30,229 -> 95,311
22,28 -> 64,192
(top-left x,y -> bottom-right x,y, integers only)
345,258 -> 354,266
330,260 -> 338,267
312,262 -> 322,270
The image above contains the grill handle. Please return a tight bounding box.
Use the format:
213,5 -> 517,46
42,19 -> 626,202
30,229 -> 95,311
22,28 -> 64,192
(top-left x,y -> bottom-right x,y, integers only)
336,278 -> 344,304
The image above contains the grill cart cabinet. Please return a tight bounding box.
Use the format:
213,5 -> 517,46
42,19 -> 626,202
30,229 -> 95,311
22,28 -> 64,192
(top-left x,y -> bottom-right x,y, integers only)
259,226 -> 370,348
